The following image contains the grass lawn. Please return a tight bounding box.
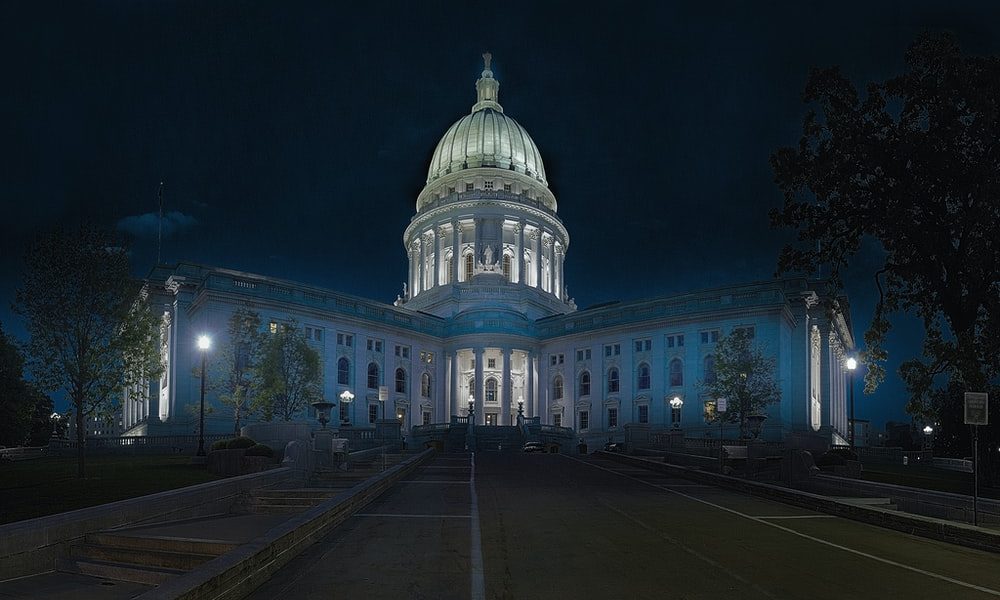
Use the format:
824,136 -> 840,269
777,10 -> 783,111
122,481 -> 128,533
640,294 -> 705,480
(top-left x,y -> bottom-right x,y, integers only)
861,462 -> 999,499
0,454 -> 223,525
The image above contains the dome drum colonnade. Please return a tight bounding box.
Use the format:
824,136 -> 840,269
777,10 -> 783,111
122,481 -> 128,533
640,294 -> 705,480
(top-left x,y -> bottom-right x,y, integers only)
402,54 -> 569,425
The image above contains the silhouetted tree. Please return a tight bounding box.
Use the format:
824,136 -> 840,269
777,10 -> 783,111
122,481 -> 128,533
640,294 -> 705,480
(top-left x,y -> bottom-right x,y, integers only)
14,225 -> 161,477
771,32 -> 1000,478
0,323 -> 35,447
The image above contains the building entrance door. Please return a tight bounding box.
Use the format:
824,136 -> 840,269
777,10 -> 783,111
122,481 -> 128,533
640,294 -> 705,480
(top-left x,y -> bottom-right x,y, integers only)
485,413 -> 497,426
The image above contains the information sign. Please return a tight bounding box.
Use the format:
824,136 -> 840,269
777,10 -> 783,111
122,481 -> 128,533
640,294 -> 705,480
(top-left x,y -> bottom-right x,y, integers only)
965,392 -> 989,425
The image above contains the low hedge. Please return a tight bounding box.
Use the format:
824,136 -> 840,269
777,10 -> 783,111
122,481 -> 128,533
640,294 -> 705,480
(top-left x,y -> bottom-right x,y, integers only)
226,437 -> 257,450
245,444 -> 274,458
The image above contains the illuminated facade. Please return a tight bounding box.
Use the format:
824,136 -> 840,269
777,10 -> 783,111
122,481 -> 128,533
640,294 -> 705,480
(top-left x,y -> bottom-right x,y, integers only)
131,56 -> 855,446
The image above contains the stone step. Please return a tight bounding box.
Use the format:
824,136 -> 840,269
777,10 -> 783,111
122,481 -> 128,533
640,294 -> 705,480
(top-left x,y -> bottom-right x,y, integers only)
55,557 -> 185,585
250,487 -> 340,499
249,496 -> 327,507
249,504 -> 317,515
69,543 -> 216,570
86,532 -> 238,556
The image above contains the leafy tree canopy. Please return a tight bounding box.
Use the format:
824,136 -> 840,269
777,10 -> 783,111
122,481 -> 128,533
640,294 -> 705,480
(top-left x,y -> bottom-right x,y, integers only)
211,308 -> 266,435
13,224 -> 161,476
699,329 -> 781,439
770,32 -> 1000,420
258,319 -> 322,422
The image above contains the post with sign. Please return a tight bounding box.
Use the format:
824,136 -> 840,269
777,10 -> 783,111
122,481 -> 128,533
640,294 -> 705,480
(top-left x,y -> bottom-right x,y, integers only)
717,398 -> 728,472
964,392 -> 989,526
379,386 -> 389,471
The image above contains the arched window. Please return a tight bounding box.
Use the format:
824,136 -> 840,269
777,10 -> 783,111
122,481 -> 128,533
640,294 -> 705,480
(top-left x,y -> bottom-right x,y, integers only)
421,372 -> 431,398
704,355 -> 716,385
579,371 -> 591,396
524,256 -> 532,285
553,376 -> 564,400
669,358 -> 683,387
445,257 -> 453,283
637,363 -> 651,390
485,378 -> 498,402
464,254 -> 474,281
337,357 -> 350,385
502,254 -> 512,281
395,368 -> 407,393
367,362 -> 379,390
607,368 -> 620,393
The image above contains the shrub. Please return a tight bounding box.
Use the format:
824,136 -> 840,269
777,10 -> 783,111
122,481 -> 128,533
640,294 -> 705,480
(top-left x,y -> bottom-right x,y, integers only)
210,439 -> 229,451
245,444 -> 274,458
226,436 -> 257,450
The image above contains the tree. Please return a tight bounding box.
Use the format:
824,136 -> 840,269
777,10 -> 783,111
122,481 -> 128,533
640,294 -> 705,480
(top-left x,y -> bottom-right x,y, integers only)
699,329 -> 781,439
0,323 -> 35,447
258,320 -> 322,421
770,32 -> 1000,478
212,308 -> 265,435
14,225 -> 161,477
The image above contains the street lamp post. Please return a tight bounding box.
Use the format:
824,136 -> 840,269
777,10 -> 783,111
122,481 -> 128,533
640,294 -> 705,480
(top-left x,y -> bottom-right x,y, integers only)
196,335 -> 211,457
339,390 -> 354,426
846,357 -> 858,448
670,396 -> 683,428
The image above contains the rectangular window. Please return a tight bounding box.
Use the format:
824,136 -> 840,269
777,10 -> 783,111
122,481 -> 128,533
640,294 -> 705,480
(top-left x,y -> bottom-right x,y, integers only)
465,183 -> 474,191
635,339 -> 651,352
367,339 -> 373,351
667,336 -> 674,348
677,334 -> 684,347
448,186 -> 456,194
608,408 -> 618,428
420,351 -> 434,364
394,345 -> 410,358
577,350 -> 584,361
701,330 -> 720,344
559,354 -> 564,364
579,411 -> 589,431
551,355 -> 557,366
638,405 -> 649,424
369,404 -> 379,424
484,180 -> 494,190
553,413 -> 562,427
369,339 -> 383,353
503,183 -> 511,192
269,321 -> 278,334
488,358 -> 496,369
337,333 -> 353,347
605,345 -> 612,357
423,411 -> 431,425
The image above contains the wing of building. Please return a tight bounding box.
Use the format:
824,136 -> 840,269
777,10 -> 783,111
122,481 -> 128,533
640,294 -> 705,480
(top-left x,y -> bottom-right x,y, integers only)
127,56 -> 855,450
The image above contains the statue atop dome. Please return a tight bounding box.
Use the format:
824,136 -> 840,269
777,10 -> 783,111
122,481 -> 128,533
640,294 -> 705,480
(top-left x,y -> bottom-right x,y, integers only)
483,52 -> 492,72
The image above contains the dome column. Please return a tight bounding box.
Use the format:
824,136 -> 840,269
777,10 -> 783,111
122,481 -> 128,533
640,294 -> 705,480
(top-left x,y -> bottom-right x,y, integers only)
407,244 -> 416,299
418,236 -> 426,294
532,230 -> 542,289
527,351 -> 536,418
515,220 -> 524,284
451,222 -> 461,284
434,228 -> 444,287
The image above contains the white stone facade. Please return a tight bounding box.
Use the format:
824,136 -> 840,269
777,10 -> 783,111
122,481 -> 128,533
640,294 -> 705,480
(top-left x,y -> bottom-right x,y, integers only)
130,56 -> 854,446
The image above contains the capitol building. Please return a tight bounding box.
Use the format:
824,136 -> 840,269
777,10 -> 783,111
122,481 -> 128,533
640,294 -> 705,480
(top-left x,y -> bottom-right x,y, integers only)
129,56 -> 854,448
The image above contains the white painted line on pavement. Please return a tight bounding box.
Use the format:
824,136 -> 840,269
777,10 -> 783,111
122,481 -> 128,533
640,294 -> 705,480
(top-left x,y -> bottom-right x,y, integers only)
355,513 -> 472,519
569,455 -> 1000,597
469,452 -> 485,600
757,515 -> 836,520
399,480 -> 469,484
598,499 -> 779,599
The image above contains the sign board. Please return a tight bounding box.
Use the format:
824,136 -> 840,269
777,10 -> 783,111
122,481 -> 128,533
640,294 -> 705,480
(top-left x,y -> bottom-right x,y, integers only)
378,386 -> 388,402
965,392 -> 989,425
717,398 -> 728,413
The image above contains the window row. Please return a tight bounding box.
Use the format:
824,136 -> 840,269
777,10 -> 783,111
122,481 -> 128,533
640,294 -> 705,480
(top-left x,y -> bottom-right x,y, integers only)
335,359 -> 432,398
551,356 -> 716,398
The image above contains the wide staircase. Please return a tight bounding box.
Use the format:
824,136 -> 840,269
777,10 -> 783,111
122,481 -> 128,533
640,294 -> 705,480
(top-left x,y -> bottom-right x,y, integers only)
473,426 -> 524,452
54,451 -> 412,585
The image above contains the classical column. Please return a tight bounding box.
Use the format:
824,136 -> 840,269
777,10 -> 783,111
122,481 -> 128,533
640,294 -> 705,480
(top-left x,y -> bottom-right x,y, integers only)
474,347 -> 485,425
819,323 -> 833,429
451,221 -> 461,283
501,348 -> 512,425
533,231 -> 542,289
445,354 -> 453,419
409,244 -> 418,299
452,351 -> 462,417
527,351 -> 535,418
515,221 -> 524,284
417,236 -> 426,294
434,228 -> 444,287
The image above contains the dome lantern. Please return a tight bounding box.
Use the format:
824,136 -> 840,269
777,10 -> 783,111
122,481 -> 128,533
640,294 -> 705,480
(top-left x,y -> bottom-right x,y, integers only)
472,52 -> 502,113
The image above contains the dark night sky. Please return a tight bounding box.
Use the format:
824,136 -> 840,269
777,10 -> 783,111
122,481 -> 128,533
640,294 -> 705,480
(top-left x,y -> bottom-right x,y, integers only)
2,1 -> 998,427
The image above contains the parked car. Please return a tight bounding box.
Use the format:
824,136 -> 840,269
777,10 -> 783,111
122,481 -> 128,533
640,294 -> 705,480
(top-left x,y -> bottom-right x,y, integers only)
522,441 -> 546,453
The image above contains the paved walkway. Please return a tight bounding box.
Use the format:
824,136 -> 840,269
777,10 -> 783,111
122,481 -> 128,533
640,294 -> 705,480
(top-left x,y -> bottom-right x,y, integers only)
249,452 -> 1000,599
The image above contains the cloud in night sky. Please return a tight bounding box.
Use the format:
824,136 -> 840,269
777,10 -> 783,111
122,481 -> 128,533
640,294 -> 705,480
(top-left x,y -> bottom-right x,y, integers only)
117,211 -> 198,239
